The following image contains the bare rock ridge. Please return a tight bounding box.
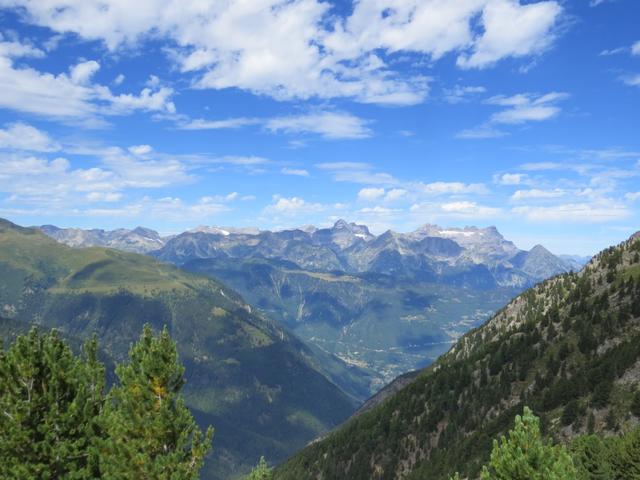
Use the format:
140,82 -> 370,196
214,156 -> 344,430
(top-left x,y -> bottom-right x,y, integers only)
40,220 -> 584,289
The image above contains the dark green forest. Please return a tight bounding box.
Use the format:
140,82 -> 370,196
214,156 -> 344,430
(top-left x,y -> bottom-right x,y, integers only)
276,234 -> 640,479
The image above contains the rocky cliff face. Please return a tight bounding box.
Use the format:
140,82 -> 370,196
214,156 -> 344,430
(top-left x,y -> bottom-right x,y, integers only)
151,220 -> 575,288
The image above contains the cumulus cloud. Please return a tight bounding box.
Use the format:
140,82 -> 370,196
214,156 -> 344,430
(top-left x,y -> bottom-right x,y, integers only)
263,196 -> 326,216
0,122 -> 60,152
128,144 -> 153,155
0,40 -> 175,122
410,200 -> 501,219
496,173 -> 526,185
69,60 -> 100,84
358,187 -> 385,201
1,0 -> 563,105
457,0 -> 562,69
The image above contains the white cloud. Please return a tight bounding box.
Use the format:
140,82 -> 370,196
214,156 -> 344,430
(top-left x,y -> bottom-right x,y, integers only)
263,196 -> 326,216
128,144 -> 153,155
357,206 -> 400,215
177,117 -> 260,130
417,182 -> 488,196
625,192 -> 640,202
2,0 -> 563,105
358,187 -> 385,201
0,122 -> 60,152
457,0 -> 562,69
85,196 -> 230,221
113,73 -> 125,85
86,191 -> 123,202
0,41 -> 175,122
622,74 -> 640,87
0,36 -> 44,58
519,161 -> 566,171
512,201 -> 630,222
316,162 -> 370,170
459,91 -> 568,139
210,155 -> 270,166
632,41 -> 640,56
511,188 -> 565,200
70,60 -> 100,84
497,173 -> 525,185
281,167 -> 310,177
317,162 -> 397,185
410,200 -> 501,219
266,112 -> 372,139
384,188 -> 408,202
443,85 -> 486,104
487,92 -> 568,124
599,47 -> 626,56
456,124 -> 507,139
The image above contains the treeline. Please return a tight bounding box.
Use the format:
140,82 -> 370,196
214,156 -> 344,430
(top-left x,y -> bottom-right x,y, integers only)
450,406 -> 640,480
0,326 -> 213,479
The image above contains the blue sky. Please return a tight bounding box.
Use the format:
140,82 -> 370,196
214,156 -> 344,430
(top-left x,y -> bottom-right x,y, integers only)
0,0 -> 638,255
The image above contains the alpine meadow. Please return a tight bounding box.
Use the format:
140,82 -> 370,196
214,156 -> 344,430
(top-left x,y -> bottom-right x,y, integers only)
0,0 -> 639,479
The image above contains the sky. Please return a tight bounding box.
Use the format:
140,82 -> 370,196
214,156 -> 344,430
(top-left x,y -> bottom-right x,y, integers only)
0,0 -> 638,256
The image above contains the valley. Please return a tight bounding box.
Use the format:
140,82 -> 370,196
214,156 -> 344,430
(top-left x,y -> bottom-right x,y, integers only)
42,220 -> 581,390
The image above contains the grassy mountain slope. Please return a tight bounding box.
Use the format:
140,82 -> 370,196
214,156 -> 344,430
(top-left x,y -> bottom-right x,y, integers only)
0,218 -> 359,479
184,256 -> 518,390
276,232 -> 640,480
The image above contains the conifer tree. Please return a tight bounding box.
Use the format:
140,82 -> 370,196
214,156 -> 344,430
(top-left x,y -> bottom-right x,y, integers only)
480,407 -> 577,480
572,435 -> 613,480
246,456 -> 273,480
100,325 -> 213,480
0,328 -> 105,479
611,427 -> 640,479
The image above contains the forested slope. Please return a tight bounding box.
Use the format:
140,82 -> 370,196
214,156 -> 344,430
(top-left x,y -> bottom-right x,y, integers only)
276,232 -> 640,480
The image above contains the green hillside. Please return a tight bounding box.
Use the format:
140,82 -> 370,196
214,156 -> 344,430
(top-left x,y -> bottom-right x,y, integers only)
184,256 -> 518,390
0,218 -> 361,479
275,232 -> 640,479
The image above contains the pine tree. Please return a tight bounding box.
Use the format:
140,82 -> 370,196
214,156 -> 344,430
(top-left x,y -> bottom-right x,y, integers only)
246,456 -> 273,480
572,435 -> 613,480
100,325 -> 213,479
480,407 -> 577,480
0,328 -> 105,479
611,427 -> 640,479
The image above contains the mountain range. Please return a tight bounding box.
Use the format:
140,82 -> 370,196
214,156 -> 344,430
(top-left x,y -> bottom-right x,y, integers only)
42,220 -> 584,287
41,220 -> 585,389
275,231 -> 640,479
0,218 -> 371,479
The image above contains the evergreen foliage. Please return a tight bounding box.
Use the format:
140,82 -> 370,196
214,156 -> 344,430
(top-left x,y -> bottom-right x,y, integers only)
100,325 -> 213,479
246,456 -> 273,480
0,328 -> 104,479
480,407 -> 577,480
0,326 -> 212,479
